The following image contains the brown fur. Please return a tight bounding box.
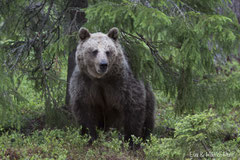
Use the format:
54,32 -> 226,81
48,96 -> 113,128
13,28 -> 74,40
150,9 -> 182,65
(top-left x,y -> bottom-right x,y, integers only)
69,27 -> 155,144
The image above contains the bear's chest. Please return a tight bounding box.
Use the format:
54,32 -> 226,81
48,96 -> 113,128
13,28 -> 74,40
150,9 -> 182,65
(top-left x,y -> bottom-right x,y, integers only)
88,82 -> 123,111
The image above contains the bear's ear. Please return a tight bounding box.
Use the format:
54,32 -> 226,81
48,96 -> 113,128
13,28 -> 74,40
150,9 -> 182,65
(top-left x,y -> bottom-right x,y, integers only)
107,27 -> 119,41
79,27 -> 90,41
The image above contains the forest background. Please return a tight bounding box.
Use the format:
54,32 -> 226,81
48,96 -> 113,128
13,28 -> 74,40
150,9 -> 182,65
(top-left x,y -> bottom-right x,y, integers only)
0,0 -> 240,159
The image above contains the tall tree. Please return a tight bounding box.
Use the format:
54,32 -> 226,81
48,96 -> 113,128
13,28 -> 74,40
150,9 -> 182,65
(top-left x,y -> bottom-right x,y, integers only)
231,0 -> 240,23
65,0 -> 88,106
0,0 -> 240,120
84,0 -> 240,113
0,0 -> 87,127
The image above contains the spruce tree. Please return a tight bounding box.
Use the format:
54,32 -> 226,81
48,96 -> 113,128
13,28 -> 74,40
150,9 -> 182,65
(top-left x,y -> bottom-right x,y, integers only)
85,0 -> 240,113
0,0 -> 239,118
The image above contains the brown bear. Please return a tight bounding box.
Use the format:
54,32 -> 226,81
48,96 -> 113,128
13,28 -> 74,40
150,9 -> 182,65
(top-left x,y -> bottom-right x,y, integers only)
69,27 -> 155,145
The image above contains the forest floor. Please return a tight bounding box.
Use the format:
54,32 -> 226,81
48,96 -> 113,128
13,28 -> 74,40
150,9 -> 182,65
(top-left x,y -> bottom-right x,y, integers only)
0,102 -> 240,160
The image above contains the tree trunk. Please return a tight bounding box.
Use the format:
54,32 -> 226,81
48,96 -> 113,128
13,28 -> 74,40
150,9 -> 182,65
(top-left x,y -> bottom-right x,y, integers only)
65,0 -> 88,106
230,0 -> 240,58
231,0 -> 240,23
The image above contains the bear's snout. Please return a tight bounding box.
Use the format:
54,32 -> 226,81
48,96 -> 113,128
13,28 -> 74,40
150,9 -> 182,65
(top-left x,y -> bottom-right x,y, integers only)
99,61 -> 108,73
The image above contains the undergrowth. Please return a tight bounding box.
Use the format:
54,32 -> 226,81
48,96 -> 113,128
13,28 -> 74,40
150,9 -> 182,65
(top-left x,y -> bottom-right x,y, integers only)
0,105 -> 239,160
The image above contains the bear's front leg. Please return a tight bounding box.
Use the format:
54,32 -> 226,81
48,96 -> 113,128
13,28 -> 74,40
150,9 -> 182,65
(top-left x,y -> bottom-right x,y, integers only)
71,99 -> 98,143
124,107 -> 145,149
121,79 -> 147,149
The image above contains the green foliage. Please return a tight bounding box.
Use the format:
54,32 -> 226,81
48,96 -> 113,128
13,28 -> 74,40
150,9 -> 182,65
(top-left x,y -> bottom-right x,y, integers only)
0,96 -> 239,159
0,68 -> 27,129
0,0 -> 71,128
0,1 -> 239,159
0,128 -> 89,159
144,109 -> 240,159
84,0 -> 240,113
0,128 -> 144,159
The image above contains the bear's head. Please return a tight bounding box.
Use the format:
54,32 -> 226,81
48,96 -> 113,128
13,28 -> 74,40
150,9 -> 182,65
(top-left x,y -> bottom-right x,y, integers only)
76,27 -> 120,79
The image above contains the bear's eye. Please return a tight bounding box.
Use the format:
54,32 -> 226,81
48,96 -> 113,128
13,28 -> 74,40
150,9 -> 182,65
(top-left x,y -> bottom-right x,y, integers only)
92,49 -> 98,56
106,51 -> 111,56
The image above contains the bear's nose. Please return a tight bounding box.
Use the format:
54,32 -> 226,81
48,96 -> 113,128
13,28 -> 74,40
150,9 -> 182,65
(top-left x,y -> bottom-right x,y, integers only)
99,62 -> 108,72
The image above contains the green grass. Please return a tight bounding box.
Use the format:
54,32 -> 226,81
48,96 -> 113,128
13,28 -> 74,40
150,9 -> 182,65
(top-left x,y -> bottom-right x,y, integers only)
0,128 -> 145,159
